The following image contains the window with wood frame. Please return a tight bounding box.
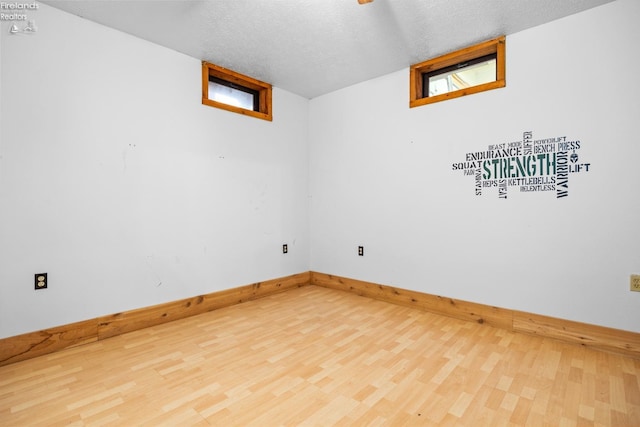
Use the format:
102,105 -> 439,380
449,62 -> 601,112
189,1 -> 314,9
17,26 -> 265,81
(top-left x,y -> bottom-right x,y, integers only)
202,61 -> 272,121
410,36 -> 505,108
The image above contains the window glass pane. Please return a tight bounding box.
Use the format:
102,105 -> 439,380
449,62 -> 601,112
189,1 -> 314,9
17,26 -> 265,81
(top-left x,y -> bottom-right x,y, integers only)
428,58 -> 496,96
208,80 -> 256,110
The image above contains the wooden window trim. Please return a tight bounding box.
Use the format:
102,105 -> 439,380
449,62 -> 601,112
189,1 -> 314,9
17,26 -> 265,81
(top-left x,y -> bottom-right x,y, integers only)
410,36 -> 506,108
202,61 -> 273,121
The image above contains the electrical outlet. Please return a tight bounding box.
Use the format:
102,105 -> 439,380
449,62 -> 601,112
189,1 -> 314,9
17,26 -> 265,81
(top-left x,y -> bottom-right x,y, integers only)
283,244 -> 288,254
35,273 -> 47,290
358,246 -> 364,256
631,274 -> 640,292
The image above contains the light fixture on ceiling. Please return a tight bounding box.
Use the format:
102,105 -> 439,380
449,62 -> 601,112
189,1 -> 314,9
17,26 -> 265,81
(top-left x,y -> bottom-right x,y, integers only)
357,0 -> 373,4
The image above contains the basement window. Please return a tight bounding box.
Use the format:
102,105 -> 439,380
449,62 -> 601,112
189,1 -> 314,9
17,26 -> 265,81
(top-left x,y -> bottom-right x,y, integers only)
410,36 -> 505,107
202,61 -> 272,121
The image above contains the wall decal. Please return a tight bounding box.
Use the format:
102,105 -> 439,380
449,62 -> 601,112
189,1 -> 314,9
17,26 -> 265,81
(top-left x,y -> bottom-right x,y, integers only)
452,131 -> 590,199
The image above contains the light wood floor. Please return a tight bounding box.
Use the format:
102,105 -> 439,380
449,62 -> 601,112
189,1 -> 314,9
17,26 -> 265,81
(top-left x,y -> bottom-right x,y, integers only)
0,286 -> 638,426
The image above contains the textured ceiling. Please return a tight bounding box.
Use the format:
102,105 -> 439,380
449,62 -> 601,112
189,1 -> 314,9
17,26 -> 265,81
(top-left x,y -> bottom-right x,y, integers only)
42,0 -> 615,99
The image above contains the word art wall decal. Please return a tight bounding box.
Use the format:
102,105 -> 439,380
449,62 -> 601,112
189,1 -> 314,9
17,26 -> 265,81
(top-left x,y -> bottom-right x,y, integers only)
452,131 -> 591,199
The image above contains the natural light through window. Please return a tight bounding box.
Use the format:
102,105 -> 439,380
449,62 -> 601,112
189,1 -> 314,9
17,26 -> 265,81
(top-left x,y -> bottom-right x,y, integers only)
202,61 -> 272,121
427,56 -> 497,97
410,36 -> 505,107
208,80 -> 256,111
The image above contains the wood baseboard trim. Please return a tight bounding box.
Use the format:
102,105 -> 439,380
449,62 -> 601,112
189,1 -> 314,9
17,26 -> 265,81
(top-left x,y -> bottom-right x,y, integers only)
0,272 -> 311,367
310,271 -> 640,359
512,311 -> 640,359
2,270 -> 637,366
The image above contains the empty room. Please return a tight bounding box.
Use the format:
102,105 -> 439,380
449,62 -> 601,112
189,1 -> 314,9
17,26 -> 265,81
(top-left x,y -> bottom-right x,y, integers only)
1,0 -> 639,425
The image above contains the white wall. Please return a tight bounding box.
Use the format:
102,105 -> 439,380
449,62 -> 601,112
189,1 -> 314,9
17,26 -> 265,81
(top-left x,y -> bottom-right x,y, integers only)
2,1 -> 638,340
0,4 -> 310,338
309,0 -> 640,332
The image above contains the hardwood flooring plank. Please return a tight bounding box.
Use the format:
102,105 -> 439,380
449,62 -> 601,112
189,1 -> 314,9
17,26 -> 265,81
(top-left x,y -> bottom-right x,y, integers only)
0,285 -> 638,426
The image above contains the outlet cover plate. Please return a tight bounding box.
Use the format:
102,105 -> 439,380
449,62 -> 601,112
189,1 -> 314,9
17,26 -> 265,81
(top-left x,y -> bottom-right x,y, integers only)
631,274 -> 640,292
35,273 -> 48,290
